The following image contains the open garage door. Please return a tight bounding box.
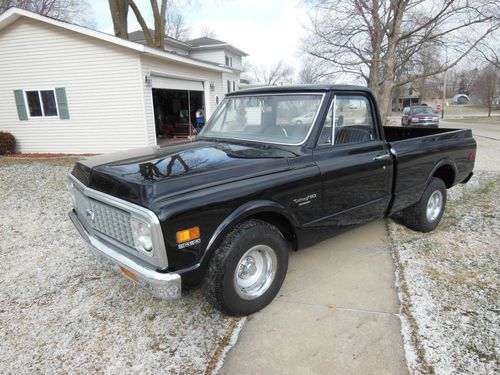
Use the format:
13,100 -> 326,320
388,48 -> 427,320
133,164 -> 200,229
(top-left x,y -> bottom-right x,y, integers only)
151,76 -> 205,144
152,76 -> 204,92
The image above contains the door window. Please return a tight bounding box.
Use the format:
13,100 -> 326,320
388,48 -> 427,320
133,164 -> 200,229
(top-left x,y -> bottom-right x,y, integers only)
318,95 -> 377,146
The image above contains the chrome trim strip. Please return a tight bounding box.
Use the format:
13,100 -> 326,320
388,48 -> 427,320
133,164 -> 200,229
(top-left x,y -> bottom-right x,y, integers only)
68,174 -> 169,269
69,211 -> 181,299
198,92 -> 327,146
331,95 -> 337,146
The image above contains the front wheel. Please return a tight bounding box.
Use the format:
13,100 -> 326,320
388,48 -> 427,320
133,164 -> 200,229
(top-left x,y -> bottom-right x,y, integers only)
203,219 -> 289,316
402,177 -> 447,232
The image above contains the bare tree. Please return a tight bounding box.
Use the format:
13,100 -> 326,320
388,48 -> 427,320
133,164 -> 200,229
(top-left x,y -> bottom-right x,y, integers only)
248,60 -> 294,85
198,25 -> 217,38
1,0 -> 94,26
303,0 -> 500,118
108,0 -> 168,49
473,64 -> 499,116
165,8 -> 190,40
129,0 -> 168,49
476,32 -> 500,69
298,56 -> 337,84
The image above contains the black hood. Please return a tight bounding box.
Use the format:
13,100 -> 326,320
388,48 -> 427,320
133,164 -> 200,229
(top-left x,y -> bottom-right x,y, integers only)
72,140 -> 295,209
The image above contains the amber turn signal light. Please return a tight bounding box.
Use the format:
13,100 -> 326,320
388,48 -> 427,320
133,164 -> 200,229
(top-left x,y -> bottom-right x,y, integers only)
119,265 -> 138,283
176,226 -> 200,243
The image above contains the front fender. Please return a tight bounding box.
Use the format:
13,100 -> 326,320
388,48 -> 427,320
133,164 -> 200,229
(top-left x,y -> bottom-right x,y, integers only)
175,199 -> 300,285
204,199 -> 300,257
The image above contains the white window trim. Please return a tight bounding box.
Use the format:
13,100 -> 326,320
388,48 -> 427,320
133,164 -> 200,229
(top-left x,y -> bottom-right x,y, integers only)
23,89 -> 59,118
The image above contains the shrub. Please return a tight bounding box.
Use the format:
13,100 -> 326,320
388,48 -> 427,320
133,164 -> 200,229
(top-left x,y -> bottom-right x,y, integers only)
0,132 -> 16,154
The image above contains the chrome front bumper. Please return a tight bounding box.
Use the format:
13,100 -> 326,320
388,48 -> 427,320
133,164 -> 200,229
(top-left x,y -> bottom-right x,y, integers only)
69,210 -> 181,299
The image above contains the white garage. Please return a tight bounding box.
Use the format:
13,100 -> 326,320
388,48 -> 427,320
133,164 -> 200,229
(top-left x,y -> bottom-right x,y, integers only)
0,8 -> 233,154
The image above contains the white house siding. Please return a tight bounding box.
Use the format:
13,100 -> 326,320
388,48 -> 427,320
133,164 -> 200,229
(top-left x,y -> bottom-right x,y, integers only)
225,51 -> 243,71
0,18 -> 147,154
140,54 -> 224,145
190,49 -> 225,66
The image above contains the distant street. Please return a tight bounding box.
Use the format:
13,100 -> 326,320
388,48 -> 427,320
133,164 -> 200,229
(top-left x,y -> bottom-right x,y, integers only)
441,119 -> 500,141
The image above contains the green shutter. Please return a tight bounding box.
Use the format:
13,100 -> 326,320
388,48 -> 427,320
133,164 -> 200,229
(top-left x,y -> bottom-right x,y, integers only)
55,87 -> 70,119
13,90 -> 28,120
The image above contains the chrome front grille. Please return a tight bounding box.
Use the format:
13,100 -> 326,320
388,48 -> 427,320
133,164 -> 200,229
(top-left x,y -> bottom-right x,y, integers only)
73,188 -> 135,248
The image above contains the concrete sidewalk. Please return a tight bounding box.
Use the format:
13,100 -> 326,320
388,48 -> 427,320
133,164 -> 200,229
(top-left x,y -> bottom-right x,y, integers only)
221,220 -> 407,375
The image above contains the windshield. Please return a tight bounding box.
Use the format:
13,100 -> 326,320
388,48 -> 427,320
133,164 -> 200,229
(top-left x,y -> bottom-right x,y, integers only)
199,94 -> 324,145
411,107 -> 435,115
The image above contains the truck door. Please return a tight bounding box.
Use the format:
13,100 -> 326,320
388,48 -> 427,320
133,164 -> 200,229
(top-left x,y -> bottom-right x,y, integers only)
312,94 -> 392,237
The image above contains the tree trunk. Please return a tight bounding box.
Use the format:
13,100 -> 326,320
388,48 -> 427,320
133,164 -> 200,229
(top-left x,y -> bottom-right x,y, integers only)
377,84 -> 394,124
108,0 -> 128,39
129,0 -> 154,46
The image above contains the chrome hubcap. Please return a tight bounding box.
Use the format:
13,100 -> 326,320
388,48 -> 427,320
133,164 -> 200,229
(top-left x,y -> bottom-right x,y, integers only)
426,190 -> 443,222
234,245 -> 277,300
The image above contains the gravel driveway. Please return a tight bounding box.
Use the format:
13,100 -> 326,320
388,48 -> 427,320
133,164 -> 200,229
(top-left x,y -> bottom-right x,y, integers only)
0,160 -> 238,374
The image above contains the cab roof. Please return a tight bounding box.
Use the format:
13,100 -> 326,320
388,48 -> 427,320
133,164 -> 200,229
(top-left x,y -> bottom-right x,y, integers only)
227,84 -> 374,96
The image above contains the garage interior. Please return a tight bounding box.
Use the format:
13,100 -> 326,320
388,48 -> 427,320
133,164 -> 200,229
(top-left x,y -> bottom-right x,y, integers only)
152,77 -> 205,144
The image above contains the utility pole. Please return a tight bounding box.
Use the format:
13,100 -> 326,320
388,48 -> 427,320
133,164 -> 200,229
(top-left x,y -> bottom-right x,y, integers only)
442,69 -> 447,119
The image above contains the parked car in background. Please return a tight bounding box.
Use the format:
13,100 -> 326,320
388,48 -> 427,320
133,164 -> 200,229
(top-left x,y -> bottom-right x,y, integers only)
292,111 -> 315,125
401,106 -> 440,127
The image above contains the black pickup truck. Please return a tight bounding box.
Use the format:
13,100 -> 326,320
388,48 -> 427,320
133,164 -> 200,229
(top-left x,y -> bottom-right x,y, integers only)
68,85 -> 476,315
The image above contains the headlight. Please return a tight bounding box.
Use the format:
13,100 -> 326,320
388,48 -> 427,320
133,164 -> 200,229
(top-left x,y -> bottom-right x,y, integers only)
411,117 -> 419,122
130,217 -> 153,253
432,116 -> 439,121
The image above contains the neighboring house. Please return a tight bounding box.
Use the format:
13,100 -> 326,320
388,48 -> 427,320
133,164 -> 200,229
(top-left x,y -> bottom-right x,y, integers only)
391,84 -> 422,111
0,8 -> 248,153
129,32 -> 247,96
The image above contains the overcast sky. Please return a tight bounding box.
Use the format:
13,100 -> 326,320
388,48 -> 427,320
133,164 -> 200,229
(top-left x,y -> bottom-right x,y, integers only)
89,0 -> 310,69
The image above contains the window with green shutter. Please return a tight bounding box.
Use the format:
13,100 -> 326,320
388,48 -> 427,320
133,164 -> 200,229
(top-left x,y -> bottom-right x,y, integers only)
13,88 -> 70,120
55,88 -> 70,119
13,90 -> 28,120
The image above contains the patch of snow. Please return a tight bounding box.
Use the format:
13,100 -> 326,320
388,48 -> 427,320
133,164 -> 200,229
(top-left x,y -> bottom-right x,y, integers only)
212,317 -> 247,375
0,162 -> 241,374
388,171 -> 500,375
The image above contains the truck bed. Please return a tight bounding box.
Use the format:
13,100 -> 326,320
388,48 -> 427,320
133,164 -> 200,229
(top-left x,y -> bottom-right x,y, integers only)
383,126 -> 476,215
383,125 -> 468,142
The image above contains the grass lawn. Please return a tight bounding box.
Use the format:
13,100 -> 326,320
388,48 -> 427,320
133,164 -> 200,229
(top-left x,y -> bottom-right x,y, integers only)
444,105 -> 499,115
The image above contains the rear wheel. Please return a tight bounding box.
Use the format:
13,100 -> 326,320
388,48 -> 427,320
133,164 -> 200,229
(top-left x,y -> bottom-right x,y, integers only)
203,219 -> 289,316
403,177 -> 447,232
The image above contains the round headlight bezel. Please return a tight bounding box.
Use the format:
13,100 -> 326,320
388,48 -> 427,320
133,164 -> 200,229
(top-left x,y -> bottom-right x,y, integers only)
130,217 -> 154,255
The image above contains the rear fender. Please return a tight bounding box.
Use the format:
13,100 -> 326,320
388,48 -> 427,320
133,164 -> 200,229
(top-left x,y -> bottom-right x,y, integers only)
428,158 -> 457,188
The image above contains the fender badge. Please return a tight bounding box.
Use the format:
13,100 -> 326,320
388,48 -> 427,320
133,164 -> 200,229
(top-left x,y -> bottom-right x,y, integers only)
293,193 -> 317,206
178,238 -> 201,249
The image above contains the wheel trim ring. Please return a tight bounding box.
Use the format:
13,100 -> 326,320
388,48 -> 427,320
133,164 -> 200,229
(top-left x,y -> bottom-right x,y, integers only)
426,190 -> 443,222
234,245 -> 278,300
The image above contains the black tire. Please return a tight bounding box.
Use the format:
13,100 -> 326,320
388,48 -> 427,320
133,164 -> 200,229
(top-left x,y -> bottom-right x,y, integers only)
403,177 -> 447,232
203,219 -> 289,316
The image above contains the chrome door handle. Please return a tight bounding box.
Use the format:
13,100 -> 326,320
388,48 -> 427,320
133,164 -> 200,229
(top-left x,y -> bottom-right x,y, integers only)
373,154 -> 391,161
